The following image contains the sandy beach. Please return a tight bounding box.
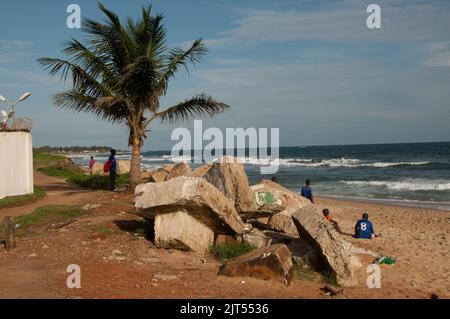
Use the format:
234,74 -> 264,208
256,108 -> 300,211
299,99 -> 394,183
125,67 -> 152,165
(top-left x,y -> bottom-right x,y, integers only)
316,196 -> 449,298
0,171 -> 448,299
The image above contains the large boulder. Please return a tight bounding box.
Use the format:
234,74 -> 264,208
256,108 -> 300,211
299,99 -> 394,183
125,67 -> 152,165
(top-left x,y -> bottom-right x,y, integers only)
291,206 -> 358,287
165,162 -> 192,180
251,180 -> 312,236
189,164 -> 213,177
161,163 -> 175,173
238,228 -> 272,249
117,160 -> 131,175
268,212 -> 300,237
203,157 -> 255,214
218,244 -> 294,285
141,170 -> 152,181
147,167 -> 170,183
154,211 -> 214,253
215,234 -> 238,246
135,176 -> 246,235
262,230 -> 298,245
287,239 -> 321,268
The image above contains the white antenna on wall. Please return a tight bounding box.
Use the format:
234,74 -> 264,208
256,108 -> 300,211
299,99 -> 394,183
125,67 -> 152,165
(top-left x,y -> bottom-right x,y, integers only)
1,110 -> 9,130
0,92 -> 32,129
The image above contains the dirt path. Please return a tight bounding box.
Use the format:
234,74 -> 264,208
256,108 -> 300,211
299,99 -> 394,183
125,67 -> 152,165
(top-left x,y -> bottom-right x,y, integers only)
0,172 -> 121,298
0,171 -> 110,219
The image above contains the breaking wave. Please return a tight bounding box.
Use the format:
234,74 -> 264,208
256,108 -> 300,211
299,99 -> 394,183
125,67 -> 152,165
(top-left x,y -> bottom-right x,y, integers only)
341,179 -> 450,191
152,155 -> 433,168
280,158 -> 430,168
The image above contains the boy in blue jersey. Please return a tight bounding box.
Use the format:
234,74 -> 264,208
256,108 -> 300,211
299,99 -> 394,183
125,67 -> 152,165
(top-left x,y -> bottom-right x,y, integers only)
354,213 -> 375,239
108,149 -> 117,191
301,179 -> 314,203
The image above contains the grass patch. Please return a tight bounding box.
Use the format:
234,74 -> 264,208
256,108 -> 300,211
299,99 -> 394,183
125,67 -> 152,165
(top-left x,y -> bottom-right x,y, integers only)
33,152 -> 66,169
0,187 -> 46,208
34,152 -> 128,190
321,270 -> 340,287
88,225 -> 115,235
210,243 -> 256,261
292,260 -> 319,282
39,165 -> 129,189
13,205 -> 86,232
291,258 -> 339,286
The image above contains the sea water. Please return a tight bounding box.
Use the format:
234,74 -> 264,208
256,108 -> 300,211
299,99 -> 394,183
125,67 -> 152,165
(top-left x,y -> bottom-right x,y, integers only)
70,142 -> 450,211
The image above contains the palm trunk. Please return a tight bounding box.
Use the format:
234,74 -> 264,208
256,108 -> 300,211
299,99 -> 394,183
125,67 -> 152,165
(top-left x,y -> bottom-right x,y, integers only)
129,136 -> 142,189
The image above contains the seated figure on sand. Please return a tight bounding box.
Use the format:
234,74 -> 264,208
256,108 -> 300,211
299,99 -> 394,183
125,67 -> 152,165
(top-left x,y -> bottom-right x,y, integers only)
354,213 -> 376,239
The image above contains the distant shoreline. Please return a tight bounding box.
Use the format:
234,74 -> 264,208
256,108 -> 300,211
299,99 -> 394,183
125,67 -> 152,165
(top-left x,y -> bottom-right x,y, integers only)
33,146 -> 127,154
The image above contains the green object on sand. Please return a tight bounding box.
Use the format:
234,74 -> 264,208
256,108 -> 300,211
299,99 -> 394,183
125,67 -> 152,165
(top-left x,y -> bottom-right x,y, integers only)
258,192 -> 276,205
377,256 -> 396,265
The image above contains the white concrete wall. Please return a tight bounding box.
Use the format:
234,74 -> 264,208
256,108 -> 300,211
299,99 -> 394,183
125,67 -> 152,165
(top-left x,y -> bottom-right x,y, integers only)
0,132 -> 34,199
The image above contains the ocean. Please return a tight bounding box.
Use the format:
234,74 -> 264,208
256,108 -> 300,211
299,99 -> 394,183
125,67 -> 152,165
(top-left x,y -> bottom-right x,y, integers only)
70,142 -> 450,211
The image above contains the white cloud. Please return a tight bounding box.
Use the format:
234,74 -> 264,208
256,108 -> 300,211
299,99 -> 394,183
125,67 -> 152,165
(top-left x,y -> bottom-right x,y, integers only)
0,40 -> 33,49
0,67 -> 62,86
422,42 -> 450,67
0,40 -> 34,65
206,0 -> 450,47
0,52 -> 33,65
0,54 -> 15,64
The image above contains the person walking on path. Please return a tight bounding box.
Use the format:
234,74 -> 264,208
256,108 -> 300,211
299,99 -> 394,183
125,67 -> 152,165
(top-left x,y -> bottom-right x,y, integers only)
89,156 -> 96,175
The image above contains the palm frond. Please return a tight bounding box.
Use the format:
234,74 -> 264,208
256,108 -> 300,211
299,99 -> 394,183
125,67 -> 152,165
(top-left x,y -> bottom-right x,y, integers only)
155,39 -> 208,96
37,57 -> 111,97
62,38 -> 117,85
158,94 -> 229,124
82,18 -> 129,72
54,91 -> 126,123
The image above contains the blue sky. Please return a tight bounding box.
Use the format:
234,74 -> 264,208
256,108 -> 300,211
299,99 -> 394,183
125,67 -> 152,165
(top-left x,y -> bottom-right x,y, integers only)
0,0 -> 449,150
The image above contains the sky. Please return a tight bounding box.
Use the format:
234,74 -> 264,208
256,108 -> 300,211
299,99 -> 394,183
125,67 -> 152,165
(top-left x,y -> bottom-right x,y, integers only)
0,0 -> 449,151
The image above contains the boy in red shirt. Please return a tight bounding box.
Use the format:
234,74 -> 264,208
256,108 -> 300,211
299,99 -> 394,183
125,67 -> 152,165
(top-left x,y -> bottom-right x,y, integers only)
322,208 -> 347,235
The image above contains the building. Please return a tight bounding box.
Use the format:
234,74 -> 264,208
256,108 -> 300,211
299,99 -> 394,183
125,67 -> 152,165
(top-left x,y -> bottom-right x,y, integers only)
0,131 -> 34,199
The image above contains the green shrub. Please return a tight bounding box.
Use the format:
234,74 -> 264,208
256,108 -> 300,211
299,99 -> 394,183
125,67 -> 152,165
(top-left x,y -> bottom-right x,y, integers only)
210,243 -> 256,261
35,152 -> 128,190
322,269 -> 340,287
33,152 -> 66,169
292,260 -> 319,282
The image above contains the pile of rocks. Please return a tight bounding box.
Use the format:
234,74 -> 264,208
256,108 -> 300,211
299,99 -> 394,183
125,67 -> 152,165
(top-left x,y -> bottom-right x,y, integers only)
134,157 -> 359,287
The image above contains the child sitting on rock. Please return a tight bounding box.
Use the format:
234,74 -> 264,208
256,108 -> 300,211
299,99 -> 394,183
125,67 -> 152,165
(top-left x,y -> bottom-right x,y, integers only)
323,209 -> 348,235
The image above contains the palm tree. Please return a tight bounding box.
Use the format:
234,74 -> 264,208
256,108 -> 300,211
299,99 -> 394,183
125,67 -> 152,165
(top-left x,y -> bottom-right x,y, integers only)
38,3 -> 229,188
